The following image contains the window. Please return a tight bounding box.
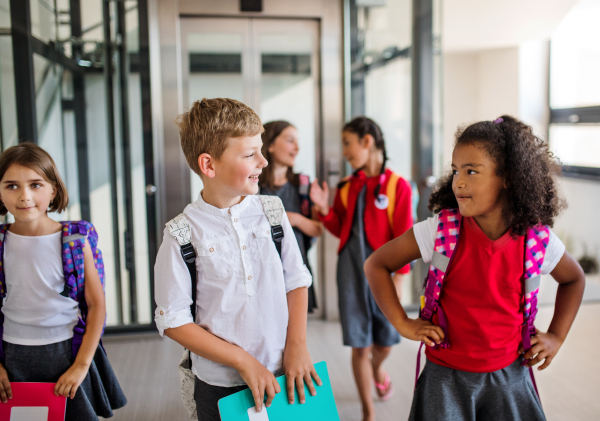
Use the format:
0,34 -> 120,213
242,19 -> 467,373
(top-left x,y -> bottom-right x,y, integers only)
550,0 -> 600,180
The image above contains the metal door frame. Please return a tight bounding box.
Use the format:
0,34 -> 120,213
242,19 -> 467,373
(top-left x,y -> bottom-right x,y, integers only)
178,16 -> 324,318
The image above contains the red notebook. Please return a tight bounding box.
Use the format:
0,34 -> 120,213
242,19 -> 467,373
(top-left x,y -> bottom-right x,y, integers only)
0,382 -> 66,421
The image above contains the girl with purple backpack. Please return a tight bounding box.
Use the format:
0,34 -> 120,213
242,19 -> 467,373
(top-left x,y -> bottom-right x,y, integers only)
365,116 -> 585,420
0,143 -> 126,420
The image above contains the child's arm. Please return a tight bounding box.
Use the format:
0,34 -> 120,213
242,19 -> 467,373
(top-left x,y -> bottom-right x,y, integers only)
364,228 -> 445,346
519,251 -> 585,370
164,324 -> 281,411
0,362 -> 12,403
55,239 -> 105,399
282,287 -> 322,405
286,208 -> 323,238
309,179 -> 344,238
278,211 -> 320,404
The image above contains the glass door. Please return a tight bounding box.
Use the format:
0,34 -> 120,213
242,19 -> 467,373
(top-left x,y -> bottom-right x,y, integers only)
180,17 -> 323,317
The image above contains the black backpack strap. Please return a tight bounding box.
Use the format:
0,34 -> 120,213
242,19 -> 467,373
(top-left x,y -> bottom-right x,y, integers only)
258,195 -> 285,259
165,214 -> 197,317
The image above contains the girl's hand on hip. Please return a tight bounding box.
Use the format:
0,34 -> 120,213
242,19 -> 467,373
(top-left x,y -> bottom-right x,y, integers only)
401,318 -> 445,347
54,362 -> 89,399
237,354 -> 281,412
309,179 -> 329,214
282,342 -> 322,405
0,362 -> 12,403
518,329 -> 563,371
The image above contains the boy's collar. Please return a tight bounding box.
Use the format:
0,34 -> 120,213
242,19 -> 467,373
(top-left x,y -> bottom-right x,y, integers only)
195,190 -> 252,216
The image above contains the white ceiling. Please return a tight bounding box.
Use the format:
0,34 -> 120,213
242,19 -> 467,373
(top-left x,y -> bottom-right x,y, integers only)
442,0 -> 579,52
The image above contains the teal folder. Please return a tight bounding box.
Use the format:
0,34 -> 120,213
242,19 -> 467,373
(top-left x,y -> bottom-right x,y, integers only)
218,361 -> 340,421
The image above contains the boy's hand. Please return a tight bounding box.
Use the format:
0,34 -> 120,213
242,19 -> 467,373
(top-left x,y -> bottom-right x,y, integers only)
518,330 -> 563,371
0,362 -> 12,403
237,354 -> 281,412
309,179 -> 329,215
400,318 -> 445,347
282,342 -> 322,405
54,362 -> 89,399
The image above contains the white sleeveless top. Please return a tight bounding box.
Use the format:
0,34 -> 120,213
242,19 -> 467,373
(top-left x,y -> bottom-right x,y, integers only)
1,230 -> 80,345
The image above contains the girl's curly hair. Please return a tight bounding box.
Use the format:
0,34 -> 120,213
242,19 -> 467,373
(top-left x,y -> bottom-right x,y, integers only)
428,115 -> 566,236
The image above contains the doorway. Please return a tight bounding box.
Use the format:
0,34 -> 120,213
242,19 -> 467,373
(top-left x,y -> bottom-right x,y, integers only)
179,17 -> 323,317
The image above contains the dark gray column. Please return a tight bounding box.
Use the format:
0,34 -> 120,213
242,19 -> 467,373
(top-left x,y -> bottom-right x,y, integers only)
411,0 -> 434,298
10,0 -> 37,143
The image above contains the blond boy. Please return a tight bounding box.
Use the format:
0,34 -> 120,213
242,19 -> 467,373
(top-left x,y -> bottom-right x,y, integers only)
154,98 -> 320,420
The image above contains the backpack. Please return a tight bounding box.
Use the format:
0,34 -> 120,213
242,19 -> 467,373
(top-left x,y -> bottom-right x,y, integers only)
339,171 -> 402,228
165,195 -> 285,420
0,221 -> 106,363
416,208 -> 549,395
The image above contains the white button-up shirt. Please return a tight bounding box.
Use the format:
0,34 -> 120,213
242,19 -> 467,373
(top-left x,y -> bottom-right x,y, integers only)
154,193 -> 312,387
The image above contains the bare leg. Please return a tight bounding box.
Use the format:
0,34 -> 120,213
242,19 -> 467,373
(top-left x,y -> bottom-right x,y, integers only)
371,344 -> 392,387
351,346 -> 376,421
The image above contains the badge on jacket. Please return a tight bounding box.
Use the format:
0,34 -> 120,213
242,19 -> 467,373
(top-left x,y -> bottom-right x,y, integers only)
375,194 -> 389,210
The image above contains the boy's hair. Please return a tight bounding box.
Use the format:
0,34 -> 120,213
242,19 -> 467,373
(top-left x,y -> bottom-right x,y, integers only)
259,120 -> 298,189
428,115 -> 566,236
175,98 -> 264,175
0,143 -> 69,215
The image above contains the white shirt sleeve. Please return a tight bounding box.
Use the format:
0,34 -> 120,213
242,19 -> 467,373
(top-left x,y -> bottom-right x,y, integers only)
412,213 -> 440,263
541,230 -> 566,275
154,227 -> 195,336
280,211 -> 313,293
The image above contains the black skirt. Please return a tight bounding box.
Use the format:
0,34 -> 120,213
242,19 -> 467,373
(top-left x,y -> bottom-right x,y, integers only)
3,338 -> 127,420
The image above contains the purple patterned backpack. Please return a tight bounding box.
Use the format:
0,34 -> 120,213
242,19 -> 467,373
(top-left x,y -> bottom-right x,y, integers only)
0,221 -> 106,362
417,208 -> 550,395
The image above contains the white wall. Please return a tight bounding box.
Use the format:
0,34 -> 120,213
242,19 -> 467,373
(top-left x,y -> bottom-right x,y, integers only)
442,47 -> 519,171
443,41 -> 600,298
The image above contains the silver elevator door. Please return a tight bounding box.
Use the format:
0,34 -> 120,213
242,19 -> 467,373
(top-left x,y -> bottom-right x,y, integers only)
179,17 -> 322,317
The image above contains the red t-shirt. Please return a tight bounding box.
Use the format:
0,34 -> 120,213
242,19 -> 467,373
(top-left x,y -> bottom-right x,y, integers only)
426,217 -> 525,372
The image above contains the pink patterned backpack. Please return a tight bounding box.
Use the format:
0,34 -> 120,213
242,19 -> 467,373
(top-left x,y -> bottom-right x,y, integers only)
0,221 -> 106,363
417,208 -> 550,394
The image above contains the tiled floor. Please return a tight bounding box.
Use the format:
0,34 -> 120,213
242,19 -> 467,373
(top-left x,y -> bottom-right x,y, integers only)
104,302 -> 600,420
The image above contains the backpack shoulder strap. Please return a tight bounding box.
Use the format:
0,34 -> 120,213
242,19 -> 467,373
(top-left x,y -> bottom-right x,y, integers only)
339,177 -> 351,209
420,208 -> 462,348
60,221 -> 88,302
0,224 -> 9,299
166,214 -> 197,318
258,195 -> 285,258
385,173 -> 400,228
298,174 -> 311,217
521,225 -> 550,363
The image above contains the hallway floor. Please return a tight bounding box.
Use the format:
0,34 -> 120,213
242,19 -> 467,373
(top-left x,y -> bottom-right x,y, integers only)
104,303 -> 600,420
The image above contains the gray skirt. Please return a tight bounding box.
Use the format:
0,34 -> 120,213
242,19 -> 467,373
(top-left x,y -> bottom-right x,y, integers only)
3,338 -> 127,420
336,184 -> 401,348
409,357 -> 546,421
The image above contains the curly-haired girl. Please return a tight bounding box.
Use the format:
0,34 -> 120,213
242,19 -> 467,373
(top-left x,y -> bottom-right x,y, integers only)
365,116 -> 585,421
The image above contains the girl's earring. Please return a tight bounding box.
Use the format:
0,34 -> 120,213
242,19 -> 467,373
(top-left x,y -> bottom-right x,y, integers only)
47,199 -> 54,211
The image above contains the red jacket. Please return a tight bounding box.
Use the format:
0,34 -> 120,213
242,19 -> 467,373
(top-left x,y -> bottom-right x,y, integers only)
319,168 -> 412,274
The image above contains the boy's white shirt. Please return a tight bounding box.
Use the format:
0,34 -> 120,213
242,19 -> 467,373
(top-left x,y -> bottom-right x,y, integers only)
413,213 -> 566,275
154,192 -> 312,387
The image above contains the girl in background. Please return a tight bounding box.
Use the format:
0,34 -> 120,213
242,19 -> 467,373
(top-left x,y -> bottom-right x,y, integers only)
259,120 -> 322,312
310,117 -> 413,421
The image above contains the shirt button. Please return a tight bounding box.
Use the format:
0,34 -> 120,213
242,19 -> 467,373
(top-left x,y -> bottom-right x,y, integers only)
160,310 -> 164,315
248,275 -> 252,280
234,218 -> 238,222
243,245 -> 247,250
228,209 -> 231,213
209,247 -> 214,252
